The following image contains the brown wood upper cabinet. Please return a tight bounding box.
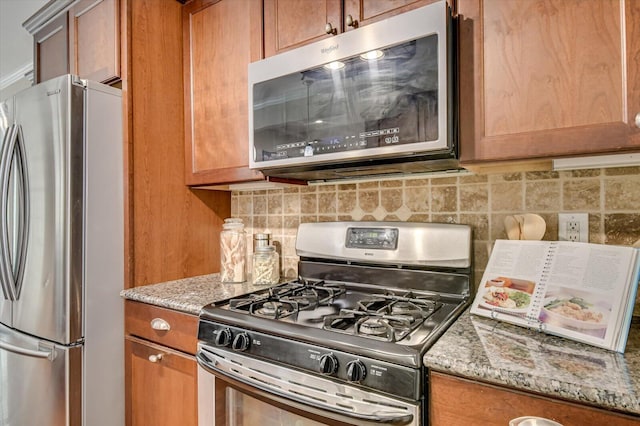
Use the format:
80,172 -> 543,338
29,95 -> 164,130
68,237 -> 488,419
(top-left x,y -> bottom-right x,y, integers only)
33,14 -> 70,83
264,0 -> 440,57
183,0 -> 265,186
458,0 -> 640,164
69,0 -> 121,84
26,0 -> 120,84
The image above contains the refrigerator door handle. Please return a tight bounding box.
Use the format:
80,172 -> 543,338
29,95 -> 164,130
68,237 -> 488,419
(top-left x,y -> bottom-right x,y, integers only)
0,123 -> 17,300
0,338 -> 57,361
12,125 -> 29,299
0,124 -> 29,301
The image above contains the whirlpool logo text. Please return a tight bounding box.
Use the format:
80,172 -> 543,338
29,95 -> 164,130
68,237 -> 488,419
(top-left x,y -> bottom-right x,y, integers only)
321,44 -> 339,54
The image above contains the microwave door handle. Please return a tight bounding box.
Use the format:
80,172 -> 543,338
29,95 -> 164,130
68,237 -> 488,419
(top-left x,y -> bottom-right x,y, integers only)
12,125 -> 29,298
0,124 -> 17,300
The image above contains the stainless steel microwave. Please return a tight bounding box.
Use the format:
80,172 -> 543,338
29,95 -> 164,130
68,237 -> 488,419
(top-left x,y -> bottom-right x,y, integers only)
248,1 -> 457,181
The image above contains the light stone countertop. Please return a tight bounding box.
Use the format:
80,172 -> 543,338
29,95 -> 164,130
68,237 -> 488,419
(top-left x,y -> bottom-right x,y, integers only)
120,273 -> 270,315
424,309 -> 640,416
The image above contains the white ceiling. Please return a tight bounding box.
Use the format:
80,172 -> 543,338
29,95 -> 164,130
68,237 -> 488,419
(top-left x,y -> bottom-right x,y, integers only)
0,0 -> 48,88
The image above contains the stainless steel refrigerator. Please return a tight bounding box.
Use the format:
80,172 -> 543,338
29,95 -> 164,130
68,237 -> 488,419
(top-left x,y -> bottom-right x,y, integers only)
0,74 -> 124,425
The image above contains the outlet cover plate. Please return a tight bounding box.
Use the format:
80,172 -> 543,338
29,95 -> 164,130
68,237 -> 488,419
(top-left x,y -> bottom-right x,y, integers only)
558,213 -> 589,242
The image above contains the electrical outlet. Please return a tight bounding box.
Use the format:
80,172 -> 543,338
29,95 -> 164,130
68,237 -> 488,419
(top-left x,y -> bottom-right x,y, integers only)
558,213 -> 589,242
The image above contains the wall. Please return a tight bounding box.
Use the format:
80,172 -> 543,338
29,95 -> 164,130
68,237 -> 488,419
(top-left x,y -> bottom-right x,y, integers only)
0,78 -> 31,100
231,167 -> 640,316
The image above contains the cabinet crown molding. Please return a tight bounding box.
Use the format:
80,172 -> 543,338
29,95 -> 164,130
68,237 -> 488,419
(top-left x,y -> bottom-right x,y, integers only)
23,0 -> 77,34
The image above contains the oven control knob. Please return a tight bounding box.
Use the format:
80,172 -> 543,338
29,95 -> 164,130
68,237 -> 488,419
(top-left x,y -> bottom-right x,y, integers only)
346,360 -> 366,382
215,328 -> 233,347
232,333 -> 251,352
318,354 -> 338,375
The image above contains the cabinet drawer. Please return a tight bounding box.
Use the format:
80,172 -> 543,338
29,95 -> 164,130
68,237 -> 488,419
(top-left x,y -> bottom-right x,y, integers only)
125,301 -> 198,354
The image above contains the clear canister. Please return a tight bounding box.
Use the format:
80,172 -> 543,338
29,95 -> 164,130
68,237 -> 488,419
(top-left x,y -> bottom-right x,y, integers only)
220,218 -> 246,283
252,245 -> 279,285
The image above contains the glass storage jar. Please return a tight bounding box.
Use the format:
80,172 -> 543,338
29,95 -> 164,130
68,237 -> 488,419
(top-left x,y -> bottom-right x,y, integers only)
252,245 -> 279,285
220,218 -> 246,283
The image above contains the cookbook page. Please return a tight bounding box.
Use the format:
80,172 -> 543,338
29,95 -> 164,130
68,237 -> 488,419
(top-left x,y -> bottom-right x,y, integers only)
470,240 -> 548,327
535,242 -> 639,351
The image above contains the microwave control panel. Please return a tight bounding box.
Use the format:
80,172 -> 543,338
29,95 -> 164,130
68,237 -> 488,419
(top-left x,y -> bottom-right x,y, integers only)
263,127 -> 401,161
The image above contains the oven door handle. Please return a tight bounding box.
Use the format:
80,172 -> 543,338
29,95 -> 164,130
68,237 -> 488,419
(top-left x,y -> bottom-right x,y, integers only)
196,348 -> 415,425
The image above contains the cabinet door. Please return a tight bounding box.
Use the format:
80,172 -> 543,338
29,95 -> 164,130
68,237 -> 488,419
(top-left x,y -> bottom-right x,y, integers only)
68,0 -> 121,84
264,0 -> 438,57
263,0 -> 342,57
34,14 -> 69,84
343,0 -> 440,31
183,0 -> 265,186
126,336 -> 198,426
459,0 -> 640,163
429,372 -> 640,426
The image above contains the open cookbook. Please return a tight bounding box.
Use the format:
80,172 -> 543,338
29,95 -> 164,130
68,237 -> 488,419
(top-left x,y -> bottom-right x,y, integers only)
470,240 -> 640,352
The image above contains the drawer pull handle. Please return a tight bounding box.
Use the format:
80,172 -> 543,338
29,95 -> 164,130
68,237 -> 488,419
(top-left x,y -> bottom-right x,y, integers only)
635,112 -> 640,128
148,353 -> 163,363
150,318 -> 170,331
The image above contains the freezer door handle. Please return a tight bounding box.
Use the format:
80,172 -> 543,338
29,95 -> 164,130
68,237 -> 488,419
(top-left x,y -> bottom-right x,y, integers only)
0,123 -> 29,301
0,339 -> 56,361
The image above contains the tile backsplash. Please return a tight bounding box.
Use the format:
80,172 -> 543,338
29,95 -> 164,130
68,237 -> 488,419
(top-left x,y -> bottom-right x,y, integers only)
231,167 -> 640,316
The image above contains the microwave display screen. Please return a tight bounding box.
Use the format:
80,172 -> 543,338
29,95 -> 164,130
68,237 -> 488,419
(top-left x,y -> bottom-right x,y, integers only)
252,34 -> 439,163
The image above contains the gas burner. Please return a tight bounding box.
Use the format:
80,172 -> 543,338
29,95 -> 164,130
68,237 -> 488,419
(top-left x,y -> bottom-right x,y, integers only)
259,301 -> 284,315
358,318 -> 391,336
390,301 -> 417,315
252,300 -> 296,319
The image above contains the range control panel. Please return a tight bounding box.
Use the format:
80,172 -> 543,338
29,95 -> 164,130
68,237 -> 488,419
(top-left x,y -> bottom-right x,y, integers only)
345,227 -> 399,250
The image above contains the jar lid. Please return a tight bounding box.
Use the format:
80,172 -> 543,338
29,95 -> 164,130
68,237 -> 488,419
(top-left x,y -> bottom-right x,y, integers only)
223,217 -> 244,229
254,233 -> 271,240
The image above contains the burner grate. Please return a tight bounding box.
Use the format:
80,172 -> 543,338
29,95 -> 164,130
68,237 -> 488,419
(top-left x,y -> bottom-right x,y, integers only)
323,292 -> 443,342
228,279 -> 346,319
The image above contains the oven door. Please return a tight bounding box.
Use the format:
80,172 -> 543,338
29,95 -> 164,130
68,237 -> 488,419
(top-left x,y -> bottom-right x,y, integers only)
197,345 -> 420,426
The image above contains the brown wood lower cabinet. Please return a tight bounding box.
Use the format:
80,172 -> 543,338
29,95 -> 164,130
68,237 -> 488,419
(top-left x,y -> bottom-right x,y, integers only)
125,301 -> 199,426
126,337 -> 197,426
429,372 -> 639,426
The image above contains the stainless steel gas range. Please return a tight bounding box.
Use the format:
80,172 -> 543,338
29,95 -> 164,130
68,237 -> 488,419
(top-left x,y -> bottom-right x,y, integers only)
197,221 -> 472,426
